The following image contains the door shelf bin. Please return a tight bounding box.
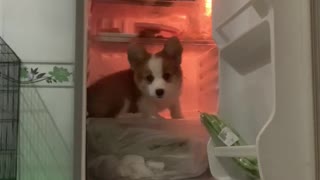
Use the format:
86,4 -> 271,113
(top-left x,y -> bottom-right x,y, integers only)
211,144 -> 257,158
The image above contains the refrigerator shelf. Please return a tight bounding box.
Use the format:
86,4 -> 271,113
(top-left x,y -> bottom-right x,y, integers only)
212,144 -> 257,158
95,34 -> 216,46
93,0 -> 196,7
207,139 -> 258,180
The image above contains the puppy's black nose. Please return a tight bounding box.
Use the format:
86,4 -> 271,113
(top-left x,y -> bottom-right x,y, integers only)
155,89 -> 165,97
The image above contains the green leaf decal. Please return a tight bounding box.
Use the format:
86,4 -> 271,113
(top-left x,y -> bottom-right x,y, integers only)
20,65 -> 72,85
20,67 -> 28,79
48,66 -> 72,83
36,73 -> 46,79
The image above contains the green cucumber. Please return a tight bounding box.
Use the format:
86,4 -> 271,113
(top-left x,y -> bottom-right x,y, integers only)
200,112 -> 260,179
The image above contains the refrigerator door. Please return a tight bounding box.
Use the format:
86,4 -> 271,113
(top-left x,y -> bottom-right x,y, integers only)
209,0 -> 316,180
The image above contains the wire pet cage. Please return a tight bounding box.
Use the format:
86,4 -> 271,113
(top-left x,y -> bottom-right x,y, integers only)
0,37 -> 21,180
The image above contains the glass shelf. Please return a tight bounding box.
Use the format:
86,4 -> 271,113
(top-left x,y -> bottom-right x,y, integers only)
95,34 -> 216,46
93,0 -> 196,7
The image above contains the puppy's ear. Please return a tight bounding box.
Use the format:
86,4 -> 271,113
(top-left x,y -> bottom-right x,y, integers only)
163,37 -> 183,64
127,44 -> 150,70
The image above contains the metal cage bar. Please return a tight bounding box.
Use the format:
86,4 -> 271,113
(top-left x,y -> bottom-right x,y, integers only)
0,37 -> 21,180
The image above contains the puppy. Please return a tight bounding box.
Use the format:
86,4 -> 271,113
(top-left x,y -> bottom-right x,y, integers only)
87,37 -> 183,119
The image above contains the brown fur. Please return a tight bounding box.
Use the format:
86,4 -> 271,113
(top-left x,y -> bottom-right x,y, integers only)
157,36 -> 183,84
87,70 -> 141,117
155,51 -> 183,84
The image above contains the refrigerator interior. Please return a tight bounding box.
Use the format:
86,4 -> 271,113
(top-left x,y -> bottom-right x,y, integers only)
87,0 -> 219,118
86,0 -> 218,179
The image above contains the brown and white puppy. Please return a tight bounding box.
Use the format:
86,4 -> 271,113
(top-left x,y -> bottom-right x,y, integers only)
87,37 -> 183,119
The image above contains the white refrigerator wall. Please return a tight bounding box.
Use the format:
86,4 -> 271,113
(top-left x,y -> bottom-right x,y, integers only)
1,0 -> 76,179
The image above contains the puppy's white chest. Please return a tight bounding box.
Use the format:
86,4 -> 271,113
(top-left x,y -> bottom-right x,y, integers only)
154,99 -> 175,111
142,97 -> 173,110
137,96 -> 176,116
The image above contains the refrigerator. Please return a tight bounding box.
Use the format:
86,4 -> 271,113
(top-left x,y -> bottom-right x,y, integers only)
0,0 -> 319,180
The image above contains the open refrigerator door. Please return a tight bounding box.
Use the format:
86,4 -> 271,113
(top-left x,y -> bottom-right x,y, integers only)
208,0 -> 315,180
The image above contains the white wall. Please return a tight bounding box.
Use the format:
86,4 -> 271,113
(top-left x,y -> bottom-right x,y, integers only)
2,0 -> 76,63
1,0 -> 77,179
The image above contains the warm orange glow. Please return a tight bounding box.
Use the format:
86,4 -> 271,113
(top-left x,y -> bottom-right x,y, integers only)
178,15 -> 187,19
205,0 -> 212,16
88,1 -> 218,119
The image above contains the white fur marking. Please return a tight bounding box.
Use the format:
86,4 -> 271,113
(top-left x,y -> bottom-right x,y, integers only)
148,56 -> 163,78
147,56 -> 165,97
117,99 -> 130,118
139,55 -> 182,119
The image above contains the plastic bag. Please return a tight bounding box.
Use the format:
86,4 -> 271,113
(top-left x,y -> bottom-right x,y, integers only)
86,116 -> 209,180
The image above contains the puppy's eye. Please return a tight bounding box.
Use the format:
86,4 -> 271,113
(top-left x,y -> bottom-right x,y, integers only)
163,73 -> 171,81
146,75 -> 154,83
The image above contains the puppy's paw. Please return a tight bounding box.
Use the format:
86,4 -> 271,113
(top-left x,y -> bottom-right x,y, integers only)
170,110 -> 184,119
169,102 -> 183,119
141,113 -> 166,121
172,114 -> 184,119
154,115 -> 167,121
